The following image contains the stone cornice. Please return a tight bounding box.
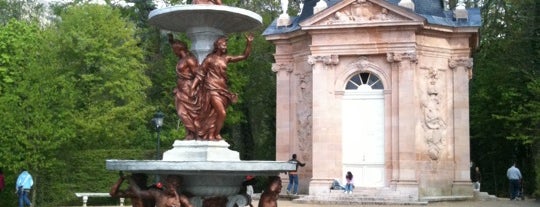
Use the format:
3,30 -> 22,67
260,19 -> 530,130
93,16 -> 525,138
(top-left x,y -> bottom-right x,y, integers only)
307,55 -> 339,65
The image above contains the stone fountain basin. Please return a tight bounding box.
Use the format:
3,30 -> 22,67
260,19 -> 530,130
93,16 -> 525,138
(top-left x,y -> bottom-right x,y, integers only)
106,160 -> 295,197
148,5 -> 263,33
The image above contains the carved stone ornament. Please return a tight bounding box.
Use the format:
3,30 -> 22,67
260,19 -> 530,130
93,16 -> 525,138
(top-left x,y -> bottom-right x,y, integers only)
295,71 -> 313,163
307,55 -> 339,65
448,57 -> 473,79
322,1 -> 401,25
271,63 -> 293,73
386,52 -> 417,63
420,67 -> 446,161
348,56 -> 373,71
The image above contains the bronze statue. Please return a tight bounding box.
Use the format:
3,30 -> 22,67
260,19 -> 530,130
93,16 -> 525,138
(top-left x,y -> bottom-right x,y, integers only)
169,34 -> 200,140
169,33 -> 253,141
130,175 -> 193,207
109,172 -> 156,207
191,33 -> 254,140
258,176 -> 281,207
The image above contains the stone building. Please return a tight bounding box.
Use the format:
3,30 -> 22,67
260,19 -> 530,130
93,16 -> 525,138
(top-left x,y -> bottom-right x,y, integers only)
263,0 -> 481,201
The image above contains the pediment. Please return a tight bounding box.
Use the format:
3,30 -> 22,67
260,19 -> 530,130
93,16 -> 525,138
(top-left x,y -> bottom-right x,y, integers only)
300,0 -> 425,28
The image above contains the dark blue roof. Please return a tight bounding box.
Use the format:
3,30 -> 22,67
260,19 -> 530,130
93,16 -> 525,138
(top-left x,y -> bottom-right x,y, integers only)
263,0 -> 481,36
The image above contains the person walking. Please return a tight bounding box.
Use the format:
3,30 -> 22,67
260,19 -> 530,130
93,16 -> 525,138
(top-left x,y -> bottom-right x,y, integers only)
16,169 -> 33,207
344,171 -> 354,194
286,154 -> 306,195
507,162 -> 522,200
472,166 -> 482,191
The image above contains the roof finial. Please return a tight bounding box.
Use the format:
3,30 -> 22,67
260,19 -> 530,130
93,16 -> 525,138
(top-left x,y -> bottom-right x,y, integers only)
454,0 -> 468,21
398,0 -> 415,11
314,0 -> 328,14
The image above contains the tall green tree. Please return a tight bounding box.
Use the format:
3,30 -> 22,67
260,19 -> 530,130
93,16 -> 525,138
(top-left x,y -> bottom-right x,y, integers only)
470,0 -> 539,197
0,18 -> 76,206
52,3 -> 154,149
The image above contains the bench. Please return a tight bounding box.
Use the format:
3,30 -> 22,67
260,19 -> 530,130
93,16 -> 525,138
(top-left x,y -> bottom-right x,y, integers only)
75,192 -> 125,207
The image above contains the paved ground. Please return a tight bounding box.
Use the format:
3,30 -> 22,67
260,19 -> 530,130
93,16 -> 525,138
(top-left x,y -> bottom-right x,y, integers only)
251,198 -> 540,207
248,198 -> 540,207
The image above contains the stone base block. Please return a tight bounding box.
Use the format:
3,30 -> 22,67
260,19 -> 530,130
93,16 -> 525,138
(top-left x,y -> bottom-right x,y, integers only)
162,140 -> 240,161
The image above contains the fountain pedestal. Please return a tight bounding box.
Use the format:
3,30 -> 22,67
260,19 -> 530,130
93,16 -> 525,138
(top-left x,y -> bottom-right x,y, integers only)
105,4 -> 291,207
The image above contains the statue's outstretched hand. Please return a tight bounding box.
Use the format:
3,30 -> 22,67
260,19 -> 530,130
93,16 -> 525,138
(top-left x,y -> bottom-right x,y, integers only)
245,33 -> 254,42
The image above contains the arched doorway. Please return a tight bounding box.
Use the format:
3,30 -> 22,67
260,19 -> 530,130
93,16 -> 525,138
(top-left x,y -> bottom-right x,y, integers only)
341,72 -> 385,187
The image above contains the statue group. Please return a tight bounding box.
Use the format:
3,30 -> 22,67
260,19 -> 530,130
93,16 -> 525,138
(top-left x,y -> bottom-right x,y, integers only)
169,33 -> 254,141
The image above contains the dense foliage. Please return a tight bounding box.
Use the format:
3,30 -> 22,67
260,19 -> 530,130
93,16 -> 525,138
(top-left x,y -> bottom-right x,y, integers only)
470,0 -> 539,197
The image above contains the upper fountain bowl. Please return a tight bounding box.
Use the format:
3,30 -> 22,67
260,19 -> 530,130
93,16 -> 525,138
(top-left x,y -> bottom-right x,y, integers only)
148,5 -> 263,33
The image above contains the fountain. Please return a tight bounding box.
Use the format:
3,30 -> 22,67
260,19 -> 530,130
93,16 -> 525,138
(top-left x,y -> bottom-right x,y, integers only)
106,2 -> 295,207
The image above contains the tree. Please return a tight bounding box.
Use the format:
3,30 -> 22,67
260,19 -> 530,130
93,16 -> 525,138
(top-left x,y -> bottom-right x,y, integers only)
51,3 -> 154,149
470,0 -> 539,197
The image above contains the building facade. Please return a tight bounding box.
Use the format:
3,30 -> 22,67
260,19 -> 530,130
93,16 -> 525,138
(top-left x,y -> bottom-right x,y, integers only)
263,0 -> 480,200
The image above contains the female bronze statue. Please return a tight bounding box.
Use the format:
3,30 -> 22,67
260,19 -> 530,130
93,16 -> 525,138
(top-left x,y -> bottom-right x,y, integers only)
169,34 -> 200,140
192,33 -> 254,140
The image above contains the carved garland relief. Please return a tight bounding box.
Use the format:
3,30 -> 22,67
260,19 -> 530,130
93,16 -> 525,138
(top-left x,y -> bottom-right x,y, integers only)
420,67 -> 447,161
295,70 -> 313,163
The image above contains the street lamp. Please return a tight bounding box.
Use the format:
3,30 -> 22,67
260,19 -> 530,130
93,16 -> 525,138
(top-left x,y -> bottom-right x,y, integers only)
152,111 -> 164,160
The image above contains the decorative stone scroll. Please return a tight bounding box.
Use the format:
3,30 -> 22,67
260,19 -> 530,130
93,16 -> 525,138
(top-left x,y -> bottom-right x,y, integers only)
448,57 -> 473,79
386,52 -> 417,63
386,52 -> 417,70
271,63 -> 293,73
420,67 -> 447,161
323,1 -> 401,25
348,56 -> 373,70
307,55 -> 339,66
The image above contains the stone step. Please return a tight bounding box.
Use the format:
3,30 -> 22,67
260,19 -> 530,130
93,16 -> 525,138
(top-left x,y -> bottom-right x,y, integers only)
473,191 -> 498,201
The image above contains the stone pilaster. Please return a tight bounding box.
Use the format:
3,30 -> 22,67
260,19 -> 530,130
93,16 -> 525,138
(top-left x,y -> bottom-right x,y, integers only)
387,52 -> 419,198
448,57 -> 473,195
307,54 -> 339,195
272,62 -> 293,164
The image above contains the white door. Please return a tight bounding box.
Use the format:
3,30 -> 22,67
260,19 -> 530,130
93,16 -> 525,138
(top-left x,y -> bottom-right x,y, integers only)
342,74 -> 385,188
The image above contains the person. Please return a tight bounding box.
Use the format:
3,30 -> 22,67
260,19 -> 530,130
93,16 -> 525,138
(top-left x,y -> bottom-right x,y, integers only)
0,168 -> 5,192
344,171 -> 354,194
16,169 -> 33,207
193,33 -> 254,140
258,176 -> 281,207
130,175 -> 193,207
110,172 -> 155,207
471,166 -> 481,191
286,153 -> 306,195
330,179 -> 344,190
507,162 -> 522,200
168,33 -> 201,140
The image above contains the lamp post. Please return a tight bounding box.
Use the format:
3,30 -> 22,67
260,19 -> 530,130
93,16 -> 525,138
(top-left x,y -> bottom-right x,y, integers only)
152,111 -> 165,160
